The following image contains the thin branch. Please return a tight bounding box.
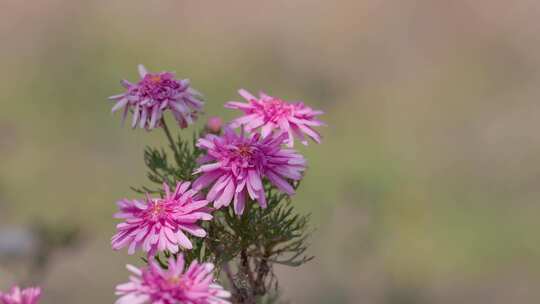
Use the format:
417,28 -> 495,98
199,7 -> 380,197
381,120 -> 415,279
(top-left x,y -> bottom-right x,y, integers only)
222,261 -> 241,295
241,249 -> 257,302
160,117 -> 180,157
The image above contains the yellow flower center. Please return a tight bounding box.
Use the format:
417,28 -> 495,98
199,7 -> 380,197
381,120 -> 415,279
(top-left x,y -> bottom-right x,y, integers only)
150,75 -> 161,83
237,145 -> 253,158
168,276 -> 181,285
149,202 -> 165,218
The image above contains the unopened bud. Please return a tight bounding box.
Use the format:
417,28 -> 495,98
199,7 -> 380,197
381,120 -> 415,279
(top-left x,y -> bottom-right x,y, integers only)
205,116 -> 223,134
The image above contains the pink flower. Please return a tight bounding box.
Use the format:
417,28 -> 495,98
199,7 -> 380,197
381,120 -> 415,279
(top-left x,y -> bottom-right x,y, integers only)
109,64 -> 204,130
112,182 -> 212,256
193,128 -> 306,215
0,286 -> 41,304
225,89 -> 324,147
115,255 -> 230,304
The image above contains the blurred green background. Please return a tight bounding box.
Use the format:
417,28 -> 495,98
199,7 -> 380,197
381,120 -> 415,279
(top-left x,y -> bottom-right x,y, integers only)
1,0 -> 540,303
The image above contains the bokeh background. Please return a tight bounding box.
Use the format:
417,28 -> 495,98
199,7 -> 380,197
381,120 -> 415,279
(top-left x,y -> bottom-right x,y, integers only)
1,0 -> 540,303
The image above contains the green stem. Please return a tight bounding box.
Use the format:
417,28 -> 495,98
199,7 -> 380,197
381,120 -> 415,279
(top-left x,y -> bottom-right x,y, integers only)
160,118 -> 180,157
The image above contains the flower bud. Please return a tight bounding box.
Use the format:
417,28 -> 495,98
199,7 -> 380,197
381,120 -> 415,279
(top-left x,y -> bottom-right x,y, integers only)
205,116 -> 223,134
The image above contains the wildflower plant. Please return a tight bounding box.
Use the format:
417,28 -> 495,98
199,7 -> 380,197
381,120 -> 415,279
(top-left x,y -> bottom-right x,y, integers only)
109,65 -> 324,304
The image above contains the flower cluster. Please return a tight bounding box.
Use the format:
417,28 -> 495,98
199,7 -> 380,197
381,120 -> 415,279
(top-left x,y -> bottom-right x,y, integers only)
0,65 -> 326,304
108,65 -> 324,304
109,65 -> 203,130
116,255 -> 230,304
112,182 -> 212,256
0,286 -> 41,304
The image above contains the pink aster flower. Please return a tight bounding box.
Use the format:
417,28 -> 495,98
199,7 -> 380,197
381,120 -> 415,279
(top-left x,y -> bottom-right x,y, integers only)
225,89 -> 324,147
0,286 -> 41,304
193,128 -> 306,215
115,255 -> 230,304
112,182 -> 212,256
109,64 -> 204,129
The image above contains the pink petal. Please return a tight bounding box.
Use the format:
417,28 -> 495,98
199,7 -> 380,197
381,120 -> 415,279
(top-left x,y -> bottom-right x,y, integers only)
180,224 -> 207,237
193,171 -> 222,190
234,191 -> 246,215
248,170 -> 263,191
215,180 -> 235,208
176,231 -> 193,249
266,170 -> 295,195
238,89 -> 257,101
225,101 -> 252,110
111,98 -> 129,113
138,64 -> 148,78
